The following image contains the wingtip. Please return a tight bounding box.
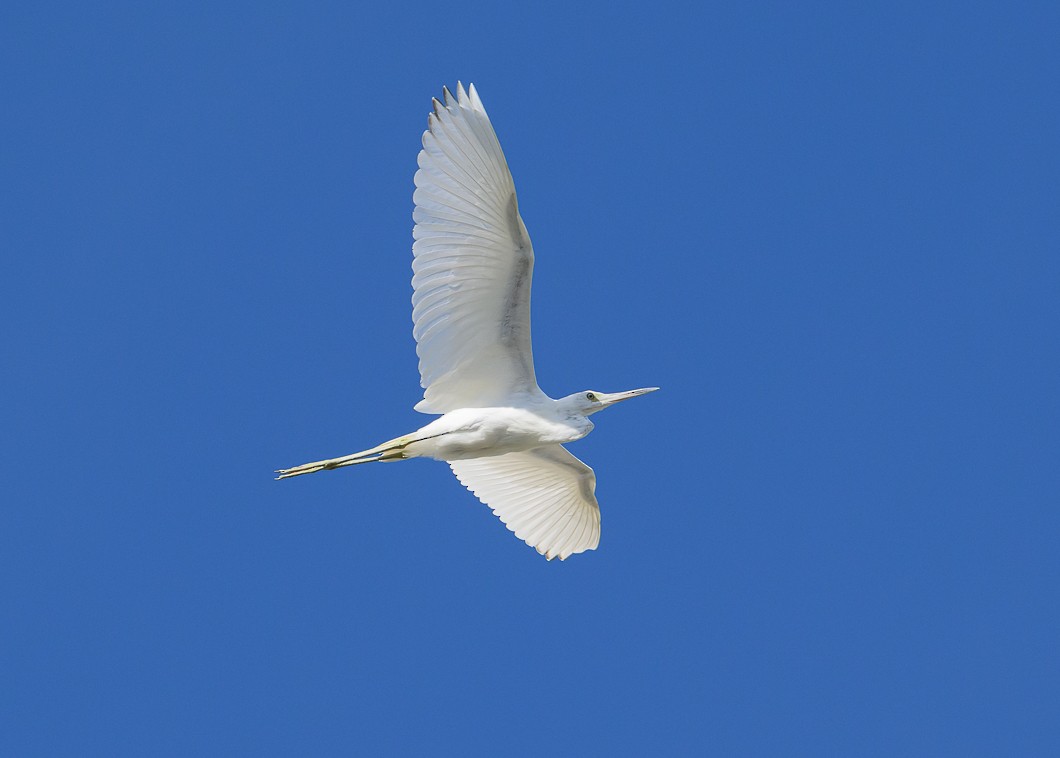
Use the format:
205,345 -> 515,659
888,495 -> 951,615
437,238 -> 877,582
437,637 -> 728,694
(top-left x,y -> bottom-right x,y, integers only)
468,82 -> 484,110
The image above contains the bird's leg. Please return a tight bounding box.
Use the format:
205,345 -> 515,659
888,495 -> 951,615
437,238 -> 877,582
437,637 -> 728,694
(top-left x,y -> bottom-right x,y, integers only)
276,429 -> 456,480
275,452 -> 383,479
275,433 -> 424,480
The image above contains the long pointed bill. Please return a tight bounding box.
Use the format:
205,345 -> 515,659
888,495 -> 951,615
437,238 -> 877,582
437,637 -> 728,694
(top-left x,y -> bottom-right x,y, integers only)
600,387 -> 660,406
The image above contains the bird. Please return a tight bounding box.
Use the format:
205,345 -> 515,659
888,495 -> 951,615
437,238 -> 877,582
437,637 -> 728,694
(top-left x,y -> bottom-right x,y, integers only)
277,83 -> 657,560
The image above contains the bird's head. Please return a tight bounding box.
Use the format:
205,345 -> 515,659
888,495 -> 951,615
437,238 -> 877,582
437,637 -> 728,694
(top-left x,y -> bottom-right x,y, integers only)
561,387 -> 659,416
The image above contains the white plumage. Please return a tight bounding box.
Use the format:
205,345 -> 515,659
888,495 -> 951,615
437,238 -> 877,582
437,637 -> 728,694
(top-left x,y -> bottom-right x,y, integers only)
451,447 -> 600,560
412,84 -> 539,413
278,83 -> 657,560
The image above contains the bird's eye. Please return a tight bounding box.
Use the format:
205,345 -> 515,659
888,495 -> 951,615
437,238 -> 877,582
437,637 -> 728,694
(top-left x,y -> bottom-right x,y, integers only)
586,392 -> 597,402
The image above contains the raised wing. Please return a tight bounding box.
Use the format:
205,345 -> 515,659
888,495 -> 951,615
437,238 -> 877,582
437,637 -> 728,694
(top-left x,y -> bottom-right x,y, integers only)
449,446 -> 601,560
412,83 -> 542,413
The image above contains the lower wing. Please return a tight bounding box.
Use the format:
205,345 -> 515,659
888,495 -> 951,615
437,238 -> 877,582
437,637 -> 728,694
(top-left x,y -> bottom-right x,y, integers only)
449,445 -> 600,560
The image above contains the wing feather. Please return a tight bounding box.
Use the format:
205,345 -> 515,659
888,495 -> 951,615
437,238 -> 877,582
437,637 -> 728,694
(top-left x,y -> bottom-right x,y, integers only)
449,446 -> 601,560
412,83 -> 542,413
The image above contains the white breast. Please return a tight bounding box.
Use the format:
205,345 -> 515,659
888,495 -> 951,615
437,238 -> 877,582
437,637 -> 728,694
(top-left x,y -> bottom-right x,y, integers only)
404,406 -> 591,462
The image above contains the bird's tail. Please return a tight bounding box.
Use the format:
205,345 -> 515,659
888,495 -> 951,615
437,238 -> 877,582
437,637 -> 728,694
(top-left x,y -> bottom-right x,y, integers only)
275,435 -> 412,480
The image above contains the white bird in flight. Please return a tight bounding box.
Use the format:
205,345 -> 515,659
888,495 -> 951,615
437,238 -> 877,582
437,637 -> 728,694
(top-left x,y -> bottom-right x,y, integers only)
277,83 -> 658,560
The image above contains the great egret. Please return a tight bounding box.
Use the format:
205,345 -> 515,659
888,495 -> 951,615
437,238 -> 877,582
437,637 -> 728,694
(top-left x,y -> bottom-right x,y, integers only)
278,83 -> 658,560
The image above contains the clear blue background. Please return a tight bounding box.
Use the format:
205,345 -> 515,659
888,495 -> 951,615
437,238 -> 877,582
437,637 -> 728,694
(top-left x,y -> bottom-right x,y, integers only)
3,1 -> 1058,755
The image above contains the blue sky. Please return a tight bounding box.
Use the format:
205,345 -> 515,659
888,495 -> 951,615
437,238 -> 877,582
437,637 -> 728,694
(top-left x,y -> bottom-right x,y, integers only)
3,1 -> 1058,754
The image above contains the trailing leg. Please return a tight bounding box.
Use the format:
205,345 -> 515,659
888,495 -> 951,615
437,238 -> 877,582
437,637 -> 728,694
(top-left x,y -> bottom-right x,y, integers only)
275,434 -> 413,479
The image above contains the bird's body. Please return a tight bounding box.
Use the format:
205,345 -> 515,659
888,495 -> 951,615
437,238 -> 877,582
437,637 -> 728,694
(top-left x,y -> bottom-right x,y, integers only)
278,401 -> 590,467
408,402 -> 595,461
278,83 -> 657,560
